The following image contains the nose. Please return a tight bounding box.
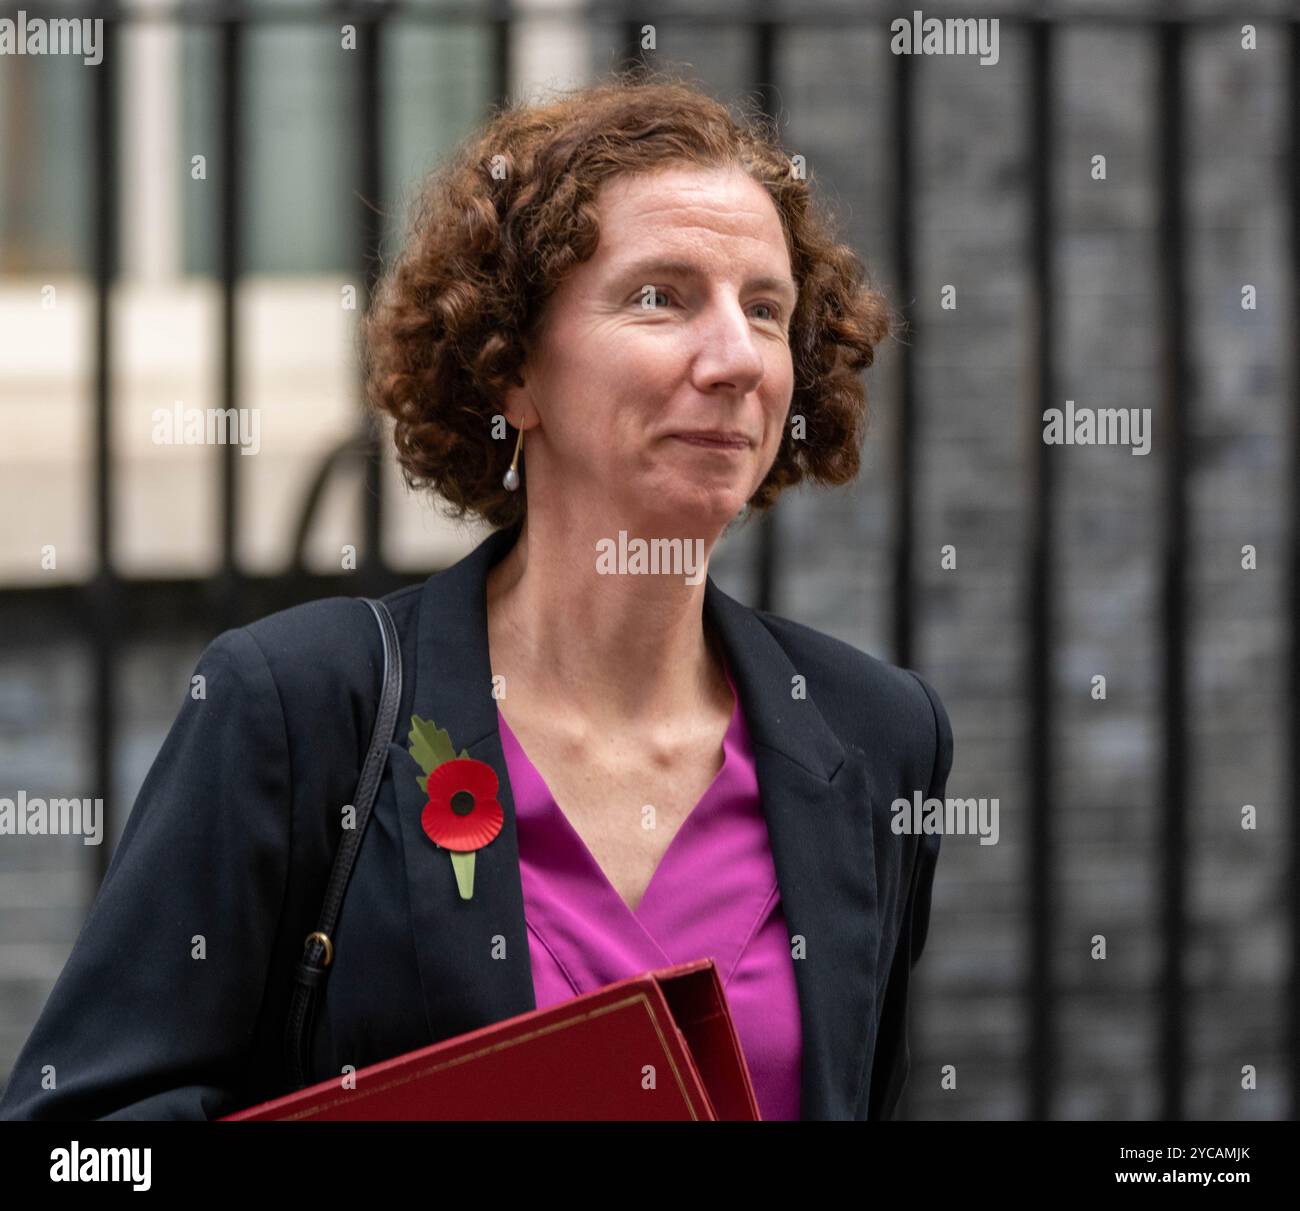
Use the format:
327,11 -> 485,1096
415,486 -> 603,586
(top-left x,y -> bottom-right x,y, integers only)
690,293 -> 766,396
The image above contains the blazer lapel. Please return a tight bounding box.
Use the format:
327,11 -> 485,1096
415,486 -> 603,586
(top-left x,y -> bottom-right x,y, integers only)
391,521 -> 879,1121
392,522 -> 537,1045
703,580 -> 880,1121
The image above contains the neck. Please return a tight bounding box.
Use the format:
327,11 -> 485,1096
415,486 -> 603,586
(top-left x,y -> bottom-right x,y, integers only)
485,511 -> 729,727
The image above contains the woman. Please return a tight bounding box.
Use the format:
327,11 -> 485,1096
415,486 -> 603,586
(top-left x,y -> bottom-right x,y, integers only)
0,72 -> 952,1122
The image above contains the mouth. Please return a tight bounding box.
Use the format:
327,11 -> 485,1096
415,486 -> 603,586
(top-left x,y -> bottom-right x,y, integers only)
668,432 -> 750,450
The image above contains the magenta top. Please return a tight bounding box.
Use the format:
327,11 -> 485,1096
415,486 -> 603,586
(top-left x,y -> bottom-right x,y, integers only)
496,659 -> 803,1121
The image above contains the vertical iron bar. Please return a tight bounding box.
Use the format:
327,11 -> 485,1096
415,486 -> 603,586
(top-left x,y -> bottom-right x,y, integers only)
754,20 -> 778,614
1027,17 -> 1057,1121
358,8 -> 384,585
215,6 -> 241,629
890,38 -> 915,669
1156,20 -> 1189,1122
887,19 -> 922,1122
620,20 -> 644,71
89,11 -> 120,890
491,2 -> 510,103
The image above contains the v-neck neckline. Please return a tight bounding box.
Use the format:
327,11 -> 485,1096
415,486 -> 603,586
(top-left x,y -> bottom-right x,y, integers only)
496,661 -> 742,950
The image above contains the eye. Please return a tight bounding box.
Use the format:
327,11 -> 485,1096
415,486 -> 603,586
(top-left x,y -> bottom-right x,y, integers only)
636,285 -> 675,311
750,301 -> 782,323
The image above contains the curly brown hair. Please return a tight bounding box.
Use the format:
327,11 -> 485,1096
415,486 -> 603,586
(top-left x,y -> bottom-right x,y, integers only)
363,65 -> 895,531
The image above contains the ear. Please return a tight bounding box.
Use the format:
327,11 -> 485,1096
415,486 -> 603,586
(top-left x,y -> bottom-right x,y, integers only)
501,375 -> 540,431
500,383 -> 527,430
501,316 -> 549,430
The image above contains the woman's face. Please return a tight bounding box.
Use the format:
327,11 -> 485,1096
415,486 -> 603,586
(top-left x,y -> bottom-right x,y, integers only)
505,164 -> 798,538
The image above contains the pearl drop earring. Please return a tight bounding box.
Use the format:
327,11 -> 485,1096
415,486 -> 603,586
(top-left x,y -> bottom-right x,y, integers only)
502,424 -> 524,491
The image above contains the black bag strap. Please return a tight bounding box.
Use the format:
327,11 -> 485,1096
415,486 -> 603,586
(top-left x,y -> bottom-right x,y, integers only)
283,597 -> 403,1091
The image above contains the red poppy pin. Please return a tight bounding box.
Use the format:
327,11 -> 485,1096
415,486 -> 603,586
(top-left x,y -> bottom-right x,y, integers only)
406,715 -> 504,901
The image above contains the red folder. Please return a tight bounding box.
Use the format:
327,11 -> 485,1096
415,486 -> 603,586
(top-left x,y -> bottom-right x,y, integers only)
221,957 -> 761,1121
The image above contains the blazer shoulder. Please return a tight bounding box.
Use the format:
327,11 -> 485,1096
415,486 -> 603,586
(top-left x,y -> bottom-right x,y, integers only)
751,607 -> 954,794
215,583 -> 422,714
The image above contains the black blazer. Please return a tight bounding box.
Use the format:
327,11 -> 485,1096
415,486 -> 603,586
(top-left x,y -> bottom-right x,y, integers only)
0,521 -> 953,1121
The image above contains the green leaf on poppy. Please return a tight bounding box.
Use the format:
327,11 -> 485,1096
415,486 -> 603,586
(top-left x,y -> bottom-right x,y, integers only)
408,715 -> 456,775
450,851 -> 476,900
415,772 -> 428,796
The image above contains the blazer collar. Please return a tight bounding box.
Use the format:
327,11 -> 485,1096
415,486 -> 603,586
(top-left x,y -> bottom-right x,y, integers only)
390,522 -> 880,1120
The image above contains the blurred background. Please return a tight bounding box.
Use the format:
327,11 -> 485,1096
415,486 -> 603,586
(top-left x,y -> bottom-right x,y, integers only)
0,0 -> 1295,1121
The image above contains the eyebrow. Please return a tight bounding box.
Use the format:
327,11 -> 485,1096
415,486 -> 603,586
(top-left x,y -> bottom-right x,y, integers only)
611,256 -> 799,306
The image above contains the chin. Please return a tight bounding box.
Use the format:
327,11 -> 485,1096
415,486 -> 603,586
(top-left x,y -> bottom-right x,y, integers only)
633,484 -> 747,536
